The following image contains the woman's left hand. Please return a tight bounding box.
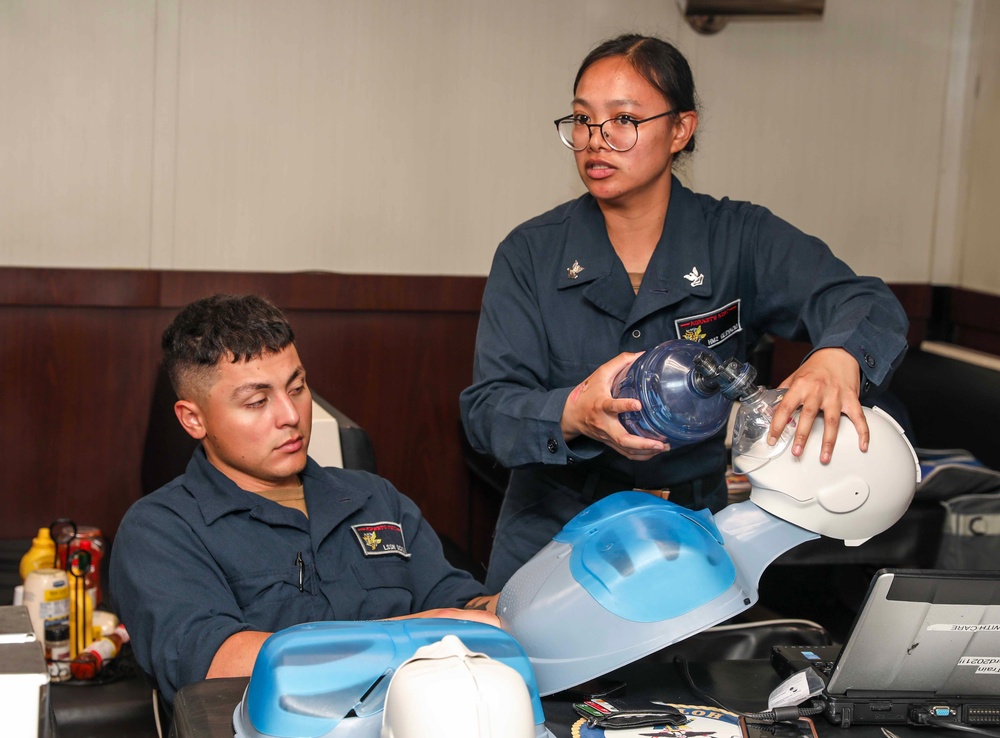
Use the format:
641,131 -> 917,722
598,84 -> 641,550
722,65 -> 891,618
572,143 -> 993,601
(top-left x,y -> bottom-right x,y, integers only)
768,347 -> 868,463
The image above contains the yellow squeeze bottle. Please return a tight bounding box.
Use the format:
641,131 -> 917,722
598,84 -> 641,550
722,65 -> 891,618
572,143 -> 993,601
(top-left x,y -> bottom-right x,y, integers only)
19,528 -> 56,582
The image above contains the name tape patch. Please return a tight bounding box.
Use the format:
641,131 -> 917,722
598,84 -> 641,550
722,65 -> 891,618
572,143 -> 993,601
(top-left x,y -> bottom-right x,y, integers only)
674,299 -> 742,348
351,521 -> 412,558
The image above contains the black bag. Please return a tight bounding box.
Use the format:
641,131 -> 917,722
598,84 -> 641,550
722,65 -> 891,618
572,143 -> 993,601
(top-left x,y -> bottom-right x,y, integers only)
936,492 -> 1000,570
914,449 -> 1000,570
914,448 -> 1000,570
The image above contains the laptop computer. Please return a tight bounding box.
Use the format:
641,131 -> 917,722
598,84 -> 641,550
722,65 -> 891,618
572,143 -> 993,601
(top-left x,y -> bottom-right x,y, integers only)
771,569 -> 1000,728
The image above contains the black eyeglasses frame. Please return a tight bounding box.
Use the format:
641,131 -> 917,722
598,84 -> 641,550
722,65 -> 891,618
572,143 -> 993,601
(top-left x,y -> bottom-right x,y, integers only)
553,109 -> 679,152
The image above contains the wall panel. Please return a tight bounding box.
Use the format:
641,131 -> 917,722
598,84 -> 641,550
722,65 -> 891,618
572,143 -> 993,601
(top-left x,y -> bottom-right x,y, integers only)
0,268 -> 485,554
0,303 -> 166,542
0,0 -> 157,268
959,0 -> 1000,293
689,0 -> 954,283
2,1 -> 995,295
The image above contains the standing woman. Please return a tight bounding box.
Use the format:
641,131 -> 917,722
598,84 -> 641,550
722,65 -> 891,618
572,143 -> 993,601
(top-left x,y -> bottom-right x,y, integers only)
460,34 -> 908,591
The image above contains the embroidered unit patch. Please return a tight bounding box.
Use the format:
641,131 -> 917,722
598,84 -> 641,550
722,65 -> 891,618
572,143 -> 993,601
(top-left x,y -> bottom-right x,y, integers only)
351,521 -> 412,558
674,299 -> 742,348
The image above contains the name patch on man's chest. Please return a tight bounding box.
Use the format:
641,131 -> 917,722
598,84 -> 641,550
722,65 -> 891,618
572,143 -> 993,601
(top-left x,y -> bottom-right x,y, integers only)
351,521 -> 412,558
674,299 -> 742,348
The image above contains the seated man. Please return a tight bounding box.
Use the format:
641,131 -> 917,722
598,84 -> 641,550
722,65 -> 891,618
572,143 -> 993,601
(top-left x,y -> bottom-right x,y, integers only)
110,294 -> 497,706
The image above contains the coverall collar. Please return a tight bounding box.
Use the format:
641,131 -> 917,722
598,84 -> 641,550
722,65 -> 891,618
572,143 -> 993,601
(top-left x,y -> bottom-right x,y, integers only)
186,447 -> 370,542
557,177 -> 714,327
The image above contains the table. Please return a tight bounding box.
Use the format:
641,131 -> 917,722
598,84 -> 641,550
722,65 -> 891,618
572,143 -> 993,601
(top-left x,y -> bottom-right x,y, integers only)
49,646 -> 159,737
171,657 -> 929,738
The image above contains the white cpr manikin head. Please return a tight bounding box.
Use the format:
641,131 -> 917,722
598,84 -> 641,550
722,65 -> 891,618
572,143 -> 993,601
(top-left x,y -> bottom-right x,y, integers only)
735,406 -> 921,545
381,636 -> 535,738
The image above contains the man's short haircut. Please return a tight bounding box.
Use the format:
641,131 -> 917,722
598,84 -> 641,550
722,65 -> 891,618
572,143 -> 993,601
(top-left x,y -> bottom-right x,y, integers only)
162,294 -> 295,399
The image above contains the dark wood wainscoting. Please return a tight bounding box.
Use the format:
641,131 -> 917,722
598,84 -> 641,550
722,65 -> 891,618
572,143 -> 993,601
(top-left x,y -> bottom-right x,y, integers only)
1,268 -> 996,568
0,268 -> 485,556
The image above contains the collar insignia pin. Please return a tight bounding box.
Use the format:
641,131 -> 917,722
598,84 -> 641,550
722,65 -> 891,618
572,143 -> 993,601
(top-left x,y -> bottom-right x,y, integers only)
566,260 -> 585,279
684,266 -> 704,287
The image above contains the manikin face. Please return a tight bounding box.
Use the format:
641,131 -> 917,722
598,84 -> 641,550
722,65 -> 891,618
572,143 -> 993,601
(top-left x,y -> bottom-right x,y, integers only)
175,344 -> 313,491
571,55 -> 696,205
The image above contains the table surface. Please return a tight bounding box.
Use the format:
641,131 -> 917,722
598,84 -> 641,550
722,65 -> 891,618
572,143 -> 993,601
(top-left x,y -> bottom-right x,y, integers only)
171,658 -> 931,738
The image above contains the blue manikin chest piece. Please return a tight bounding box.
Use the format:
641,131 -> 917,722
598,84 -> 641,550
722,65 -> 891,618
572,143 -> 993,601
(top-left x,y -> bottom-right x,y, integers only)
232,619 -> 553,738
553,493 -> 736,623
498,491 -> 819,696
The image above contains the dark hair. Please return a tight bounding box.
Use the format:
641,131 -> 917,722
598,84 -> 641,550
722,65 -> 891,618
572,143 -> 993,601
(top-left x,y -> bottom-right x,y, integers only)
574,34 -> 698,155
162,293 -> 295,398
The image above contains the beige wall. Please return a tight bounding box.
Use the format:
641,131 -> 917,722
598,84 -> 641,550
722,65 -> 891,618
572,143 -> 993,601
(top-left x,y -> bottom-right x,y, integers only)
957,0 -> 1000,293
0,0 -> 996,291
689,0 -> 954,285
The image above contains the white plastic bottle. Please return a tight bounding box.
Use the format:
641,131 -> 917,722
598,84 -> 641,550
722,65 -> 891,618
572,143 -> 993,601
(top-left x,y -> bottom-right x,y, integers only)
22,567 -> 70,644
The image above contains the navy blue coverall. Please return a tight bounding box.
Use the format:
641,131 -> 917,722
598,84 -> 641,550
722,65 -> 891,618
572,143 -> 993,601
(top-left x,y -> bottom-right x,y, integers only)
110,448 -> 487,704
460,177 -> 909,590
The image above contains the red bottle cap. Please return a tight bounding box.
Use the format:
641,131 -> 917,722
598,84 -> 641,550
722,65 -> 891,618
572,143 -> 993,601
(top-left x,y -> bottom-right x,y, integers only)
69,652 -> 103,681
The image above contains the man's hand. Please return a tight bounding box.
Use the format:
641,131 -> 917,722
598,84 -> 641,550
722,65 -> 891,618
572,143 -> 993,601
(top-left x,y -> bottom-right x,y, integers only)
560,352 -> 667,461
770,347 -> 868,463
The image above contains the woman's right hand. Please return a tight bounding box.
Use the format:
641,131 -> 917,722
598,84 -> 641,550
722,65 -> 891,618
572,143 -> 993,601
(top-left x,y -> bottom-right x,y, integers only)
560,352 -> 667,461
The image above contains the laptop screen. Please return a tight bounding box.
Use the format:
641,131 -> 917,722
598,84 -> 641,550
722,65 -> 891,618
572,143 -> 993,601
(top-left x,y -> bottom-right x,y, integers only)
827,569 -> 1000,697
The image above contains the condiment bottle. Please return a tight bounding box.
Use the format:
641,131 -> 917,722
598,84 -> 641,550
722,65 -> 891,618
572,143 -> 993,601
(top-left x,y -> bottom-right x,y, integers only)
19,528 -> 56,581
45,623 -> 71,682
68,527 -> 104,606
22,567 -> 70,643
70,624 -> 130,681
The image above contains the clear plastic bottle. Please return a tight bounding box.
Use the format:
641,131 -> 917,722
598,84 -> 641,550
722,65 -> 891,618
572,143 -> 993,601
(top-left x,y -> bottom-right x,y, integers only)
687,350 -> 797,472
19,527 -> 56,581
730,386 -> 796,473
613,340 -> 796,463
612,340 -> 748,445
70,624 -> 129,680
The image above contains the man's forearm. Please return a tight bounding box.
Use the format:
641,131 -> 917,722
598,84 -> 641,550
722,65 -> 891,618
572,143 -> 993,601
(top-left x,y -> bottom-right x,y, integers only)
206,630 -> 273,679
209,597 -> 502,681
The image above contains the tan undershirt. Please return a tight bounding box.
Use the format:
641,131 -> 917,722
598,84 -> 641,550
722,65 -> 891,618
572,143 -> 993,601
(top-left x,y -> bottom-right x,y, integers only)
628,272 -> 643,295
256,484 -> 308,518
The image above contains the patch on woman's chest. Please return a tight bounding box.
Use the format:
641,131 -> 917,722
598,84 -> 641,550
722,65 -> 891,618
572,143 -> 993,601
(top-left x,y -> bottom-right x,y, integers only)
674,299 -> 742,348
350,521 -> 412,558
